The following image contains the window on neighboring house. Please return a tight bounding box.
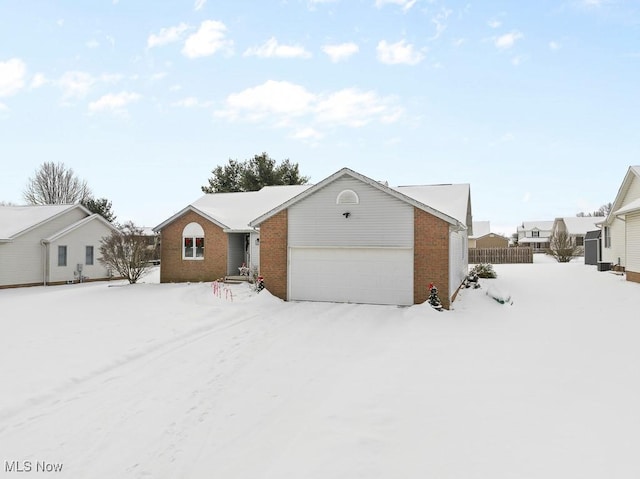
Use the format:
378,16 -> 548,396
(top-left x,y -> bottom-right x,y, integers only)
604,226 -> 611,248
86,246 -> 94,265
531,230 -> 540,238
183,222 -> 205,260
58,245 -> 67,267
576,236 -> 584,246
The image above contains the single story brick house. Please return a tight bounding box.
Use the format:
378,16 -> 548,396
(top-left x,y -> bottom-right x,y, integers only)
249,168 -> 473,309
0,204 -> 118,288
155,168 -> 472,309
153,185 -> 312,284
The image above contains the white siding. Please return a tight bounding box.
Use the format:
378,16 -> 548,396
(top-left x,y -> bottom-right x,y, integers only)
601,217 -> 626,266
626,212 -> 640,275
48,218 -> 114,284
288,176 -> 414,248
0,208 -> 87,287
449,228 -> 468,301
249,231 -> 260,274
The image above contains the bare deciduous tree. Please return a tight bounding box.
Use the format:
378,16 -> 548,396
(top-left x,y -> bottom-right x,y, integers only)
24,161 -> 92,205
99,222 -> 154,284
547,230 -> 580,263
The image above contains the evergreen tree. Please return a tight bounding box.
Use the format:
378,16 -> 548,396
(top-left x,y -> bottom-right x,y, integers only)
202,153 -> 309,193
82,197 -> 117,223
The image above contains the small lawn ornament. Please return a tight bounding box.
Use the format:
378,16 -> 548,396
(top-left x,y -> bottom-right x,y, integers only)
464,270 -> 480,289
255,275 -> 265,292
427,282 -> 443,311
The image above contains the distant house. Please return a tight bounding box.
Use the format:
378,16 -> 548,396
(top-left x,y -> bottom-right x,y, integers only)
598,166 -> 640,282
469,221 -> 508,248
0,204 -> 118,288
249,168 -> 473,309
517,221 -> 553,252
155,167 -> 473,309
551,217 -> 601,254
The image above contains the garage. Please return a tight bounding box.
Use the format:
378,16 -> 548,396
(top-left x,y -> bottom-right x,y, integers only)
288,247 -> 414,305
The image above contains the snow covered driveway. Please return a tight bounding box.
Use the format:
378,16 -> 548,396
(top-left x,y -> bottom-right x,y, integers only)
1,260 -> 640,478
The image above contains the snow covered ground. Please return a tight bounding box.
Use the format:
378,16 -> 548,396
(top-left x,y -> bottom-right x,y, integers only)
1,256 -> 639,478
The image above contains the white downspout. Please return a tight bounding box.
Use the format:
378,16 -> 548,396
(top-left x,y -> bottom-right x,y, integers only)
41,240 -> 48,286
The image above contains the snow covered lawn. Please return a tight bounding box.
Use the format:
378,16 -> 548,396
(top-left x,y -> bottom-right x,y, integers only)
1,257 -> 639,478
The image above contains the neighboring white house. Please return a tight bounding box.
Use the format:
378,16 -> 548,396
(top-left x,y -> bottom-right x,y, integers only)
551,217 -> 601,253
0,204 -> 117,288
517,221 -> 554,252
598,166 -> 640,282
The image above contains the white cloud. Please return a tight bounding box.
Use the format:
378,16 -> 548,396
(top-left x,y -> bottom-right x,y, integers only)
0,58 -> 27,97
430,8 -> 452,41
522,192 -> 531,203
291,127 -> 324,140
377,40 -> 425,65
244,37 -> 311,59
86,39 -> 100,49
453,38 -> 465,47
316,89 -> 402,127
217,80 -> 315,120
549,41 -> 561,50
494,31 -> 524,49
0,102 -> 8,112
322,42 -> 359,62
169,84 -> 182,92
182,20 -> 232,58
30,73 -> 48,89
488,19 -> 502,28
375,0 -> 417,12
171,97 -> 212,108
216,80 -> 403,135
194,0 -> 206,11
511,55 -> 524,66
88,91 -> 141,114
58,71 -> 95,100
147,23 -> 190,49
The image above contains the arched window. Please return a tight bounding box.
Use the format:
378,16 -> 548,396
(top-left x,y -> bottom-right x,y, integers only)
183,222 -> 205,260
336,189 -> 359,205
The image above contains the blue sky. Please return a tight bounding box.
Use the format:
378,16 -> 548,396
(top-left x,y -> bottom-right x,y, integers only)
1,0 -> 638,235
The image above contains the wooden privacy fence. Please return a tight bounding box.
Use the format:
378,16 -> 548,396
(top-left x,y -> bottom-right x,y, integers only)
469,247 -> 533,264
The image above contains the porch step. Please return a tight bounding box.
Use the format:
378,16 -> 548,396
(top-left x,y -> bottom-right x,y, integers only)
224,275 -> 252,283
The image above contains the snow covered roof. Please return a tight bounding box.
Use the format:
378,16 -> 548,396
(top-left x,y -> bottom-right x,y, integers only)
557,217 -> 601,235
602,165 -> 640,226
250,168 -> 470,230
394,183 -> 471,226
613,197 -> 640,216
45,214 -> 118,242
519,237 -> 550,244
470,221 -> 490,239
0,204 -> 82,241
155,185 -> 313,233
517,221 -> 554,232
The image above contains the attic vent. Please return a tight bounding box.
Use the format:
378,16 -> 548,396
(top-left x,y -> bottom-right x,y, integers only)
336,189 -> 359,205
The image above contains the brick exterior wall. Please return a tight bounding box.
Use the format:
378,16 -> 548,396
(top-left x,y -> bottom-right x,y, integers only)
159,211 -> 227,283
259,209 -> 288,300
414,208 -> 451,309
627,270 -> 640,283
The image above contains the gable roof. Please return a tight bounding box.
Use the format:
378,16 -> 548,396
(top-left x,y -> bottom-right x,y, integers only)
555,217 -> 601,235
250,168 -> 469,230
0,204 -> 89,241
154,184 -> 313,233
603,165 -> 640,225
517,221 -> 554,232
470,221 -> 491,239
44,214 -> 119,243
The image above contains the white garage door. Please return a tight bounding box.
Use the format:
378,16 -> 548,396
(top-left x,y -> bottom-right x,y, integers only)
288,247 -> 414,305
